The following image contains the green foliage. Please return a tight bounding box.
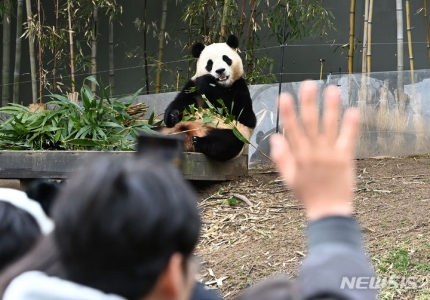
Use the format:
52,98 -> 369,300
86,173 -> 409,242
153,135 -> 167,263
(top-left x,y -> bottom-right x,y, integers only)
182,94 -> 250,145
0,77 -> 154,150
227,196 -> 239,206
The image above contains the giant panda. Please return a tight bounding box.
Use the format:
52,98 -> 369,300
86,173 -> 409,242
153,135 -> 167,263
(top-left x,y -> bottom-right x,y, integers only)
158,35 -> 257,162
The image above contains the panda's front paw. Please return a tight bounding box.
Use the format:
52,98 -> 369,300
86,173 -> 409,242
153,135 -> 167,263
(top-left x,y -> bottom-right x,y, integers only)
165,110 -> 181,127
195,74 -> 217,89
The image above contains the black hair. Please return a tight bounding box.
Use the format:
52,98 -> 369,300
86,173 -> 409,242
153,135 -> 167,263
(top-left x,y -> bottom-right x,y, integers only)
52,155 -> 201,299
25,179 -> 61,217
0,202 -> 42,272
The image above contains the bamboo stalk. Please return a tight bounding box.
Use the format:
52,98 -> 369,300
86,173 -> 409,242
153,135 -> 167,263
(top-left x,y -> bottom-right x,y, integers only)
37,0 -> 43,102
394,0 -> 406,151
405,0 -> 415,84
406,0 -> 424,152
25,0 -> 37,104
67,0 -> 78,102
396,0 -> 404,92
155,0 -> 168,94
246,0 -> 257,74
90,7 -> 98,93
361,0 -> 369,73
109,21 -> 114,97
143,0 -> 149,94
2,0 -> 11,107
219,0 -> 230,42
358,0 -> 371,149
13,0 -> 24,104
424,0 -> 430,65
366,0 -> 374,73
377,79 -> 390,153
238,0 -> 245,41
348,0 -> 356,74
53,0 -> 59,92
358,0 -> 369,125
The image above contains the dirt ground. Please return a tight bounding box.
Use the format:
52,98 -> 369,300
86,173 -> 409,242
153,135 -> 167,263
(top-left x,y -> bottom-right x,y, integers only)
193,155 -> 430,300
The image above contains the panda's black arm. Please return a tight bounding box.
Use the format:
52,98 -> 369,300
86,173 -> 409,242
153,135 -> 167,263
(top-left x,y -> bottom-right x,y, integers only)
164,80 -> 199,127
228,78 -> 257,129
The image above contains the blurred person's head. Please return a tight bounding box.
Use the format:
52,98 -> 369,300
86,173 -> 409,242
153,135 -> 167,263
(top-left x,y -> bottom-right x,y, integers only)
52,156 -> 201,299
1,155 -> 201,300
0,188 -> 53,272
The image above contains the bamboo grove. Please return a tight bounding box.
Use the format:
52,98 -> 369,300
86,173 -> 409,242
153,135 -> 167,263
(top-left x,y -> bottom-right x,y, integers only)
1,0 -> 335,107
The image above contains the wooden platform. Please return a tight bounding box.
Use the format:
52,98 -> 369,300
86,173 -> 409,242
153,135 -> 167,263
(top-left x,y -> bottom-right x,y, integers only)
0,151 -> 248,182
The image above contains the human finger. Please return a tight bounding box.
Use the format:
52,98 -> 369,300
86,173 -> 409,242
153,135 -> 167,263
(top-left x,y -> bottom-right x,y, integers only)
298,80 -> 319,141
270,133 -> 293,180
322,85 -> 341,144
278,93 -> 302,150
336,108 -> 360,155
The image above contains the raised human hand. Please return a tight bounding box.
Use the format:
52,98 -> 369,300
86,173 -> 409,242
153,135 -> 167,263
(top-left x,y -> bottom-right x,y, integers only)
270,81 -> 360,221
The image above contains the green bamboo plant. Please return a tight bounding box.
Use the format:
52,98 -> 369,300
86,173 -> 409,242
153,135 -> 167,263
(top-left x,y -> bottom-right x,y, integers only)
0,77 -> 153,151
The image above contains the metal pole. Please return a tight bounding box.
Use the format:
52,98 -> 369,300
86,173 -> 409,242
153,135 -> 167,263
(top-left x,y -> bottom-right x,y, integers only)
276,5 -> 288,134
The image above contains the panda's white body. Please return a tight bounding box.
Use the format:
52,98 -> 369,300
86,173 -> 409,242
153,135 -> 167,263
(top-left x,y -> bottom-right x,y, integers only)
158,35 -> 256,162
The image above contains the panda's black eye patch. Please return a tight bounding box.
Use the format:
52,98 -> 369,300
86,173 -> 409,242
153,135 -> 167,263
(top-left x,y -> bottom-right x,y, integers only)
223,55 -> 232,66
206,60 -> 213,72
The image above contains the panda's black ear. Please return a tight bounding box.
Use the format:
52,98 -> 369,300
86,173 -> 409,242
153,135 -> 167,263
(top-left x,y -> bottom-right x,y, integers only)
226,35 -> 239,49
191,42 -> 205,58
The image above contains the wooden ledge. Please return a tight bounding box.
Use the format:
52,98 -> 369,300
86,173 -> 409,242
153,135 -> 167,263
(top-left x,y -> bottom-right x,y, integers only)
0,151 -> 248,181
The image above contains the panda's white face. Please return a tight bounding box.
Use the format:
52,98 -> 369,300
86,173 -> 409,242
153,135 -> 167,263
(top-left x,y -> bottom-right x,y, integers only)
193,43 -> 243,88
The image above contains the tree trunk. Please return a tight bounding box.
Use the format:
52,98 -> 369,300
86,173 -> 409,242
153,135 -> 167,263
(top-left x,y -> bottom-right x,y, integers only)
405,0 -> 415,84
13,0 -> 24,104
424,0 -> 430,66
348,0 -> 356,74
109,21 -> 114,96
155,0 -> 168,94
396,0 -> 404,92
366,0 -> 374,73
219,0 -> 230,42
2,0 -> 11,107
143,0 -> 149,94
91,7 -> 98,93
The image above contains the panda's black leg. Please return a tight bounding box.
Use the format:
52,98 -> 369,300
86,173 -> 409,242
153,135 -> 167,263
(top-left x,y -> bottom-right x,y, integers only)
192,129 -> 244,161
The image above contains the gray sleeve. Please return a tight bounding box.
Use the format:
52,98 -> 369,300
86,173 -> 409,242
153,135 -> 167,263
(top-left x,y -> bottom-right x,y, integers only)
298,216 -> 377,300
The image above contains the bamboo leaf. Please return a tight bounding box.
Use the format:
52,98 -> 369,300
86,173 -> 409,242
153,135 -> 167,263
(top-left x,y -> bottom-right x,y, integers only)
232,127 -> 250,144
100,121 -> 123,128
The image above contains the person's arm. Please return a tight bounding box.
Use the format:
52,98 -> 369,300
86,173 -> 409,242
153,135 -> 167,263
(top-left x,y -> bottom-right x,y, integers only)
270,81 -> 376,299
299,216 -> 376,300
